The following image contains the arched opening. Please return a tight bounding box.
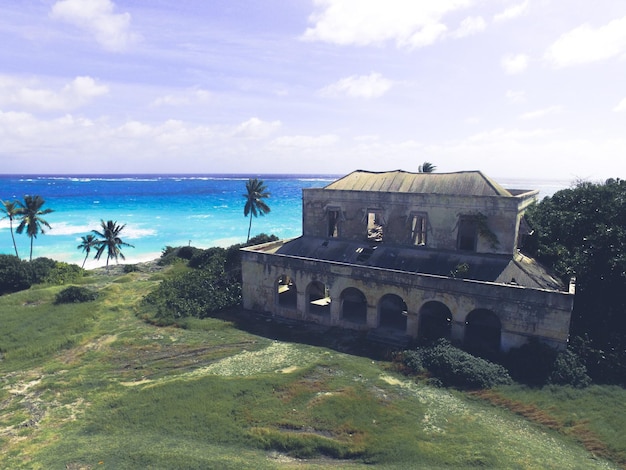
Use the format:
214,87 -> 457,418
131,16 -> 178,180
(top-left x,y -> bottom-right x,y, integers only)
464,309 -> 501,356
341,287 -> 367,324
418,301 -> 452,344
277,274 -> 297,309
378,294 -> 407,331
307,280 -> 330,315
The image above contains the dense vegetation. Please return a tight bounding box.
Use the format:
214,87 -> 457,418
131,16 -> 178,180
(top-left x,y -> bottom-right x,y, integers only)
143,234 -> 277,323
0,254 -> 84,295
525,178 -> 626,384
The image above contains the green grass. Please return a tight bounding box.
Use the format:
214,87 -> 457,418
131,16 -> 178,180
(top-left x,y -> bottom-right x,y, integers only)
0,265 -> 623,469
483,384 -> 626,467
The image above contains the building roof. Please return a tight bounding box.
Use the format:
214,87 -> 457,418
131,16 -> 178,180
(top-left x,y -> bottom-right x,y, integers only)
266,236 -> 565,291
323,170 -> 514,197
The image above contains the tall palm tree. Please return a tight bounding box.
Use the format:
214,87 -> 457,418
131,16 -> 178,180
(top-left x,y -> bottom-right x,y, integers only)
243,178 -> 271,243
418,162 -> 436,173
92,220 -> 134,269
15,195 -> 54,261
1,199 -> 21,258
77,234 -> 98,268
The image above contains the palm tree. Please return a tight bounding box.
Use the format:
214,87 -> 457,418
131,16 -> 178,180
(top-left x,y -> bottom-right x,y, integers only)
92,220 -> 134,269
243,178 -> 271,243
1,199 -> 21,258
418,162 -> 436,173
77,234 -> 98,268
15,195 -> 54,261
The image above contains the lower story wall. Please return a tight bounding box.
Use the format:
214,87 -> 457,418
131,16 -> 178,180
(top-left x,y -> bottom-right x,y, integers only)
241,250 -> 574,352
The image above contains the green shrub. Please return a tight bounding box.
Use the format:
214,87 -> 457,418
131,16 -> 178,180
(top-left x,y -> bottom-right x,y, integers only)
188,247 -> 226,270
396,350 -> 423,374
123,264 -> 139,273
505,339 -> 557,386
548,349 -> 591,388
506,339 -> 591,388
158,245 -> 201,266
28,257 -> 58,284
144,269 -> 241,320
55,286 -> 98,304
44,261 -> 84,284
0,254 -> 31,294
418,339 -> 512,389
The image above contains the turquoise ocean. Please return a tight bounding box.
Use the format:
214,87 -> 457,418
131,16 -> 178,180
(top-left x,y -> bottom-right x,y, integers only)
0,174 -> 571,269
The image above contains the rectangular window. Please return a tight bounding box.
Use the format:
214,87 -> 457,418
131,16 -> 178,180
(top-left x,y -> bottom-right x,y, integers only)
410,213 -> 427,246
327,209 -> 340,237
366,210 -> 383,242
457,217 -> 478,251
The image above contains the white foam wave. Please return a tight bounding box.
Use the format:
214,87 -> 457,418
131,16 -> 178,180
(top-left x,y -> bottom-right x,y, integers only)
48,221 -> 95,236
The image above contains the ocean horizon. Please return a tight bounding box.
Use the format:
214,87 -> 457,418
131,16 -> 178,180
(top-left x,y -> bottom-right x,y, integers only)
0,173 -> 573,269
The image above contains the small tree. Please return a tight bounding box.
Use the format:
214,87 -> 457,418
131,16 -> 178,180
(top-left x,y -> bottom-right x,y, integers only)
418,162 -> 436,173
15,195 -> 54,261
77,234 -> 98,268
92,220 -> 134,269
0,199 -> 21,258
243,178 -> 271,242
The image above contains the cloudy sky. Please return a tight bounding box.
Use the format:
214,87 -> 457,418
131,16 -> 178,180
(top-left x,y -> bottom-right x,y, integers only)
1,0 -> 625,179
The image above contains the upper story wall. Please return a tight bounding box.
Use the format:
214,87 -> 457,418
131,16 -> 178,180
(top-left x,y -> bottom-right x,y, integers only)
302,186 -> 537,256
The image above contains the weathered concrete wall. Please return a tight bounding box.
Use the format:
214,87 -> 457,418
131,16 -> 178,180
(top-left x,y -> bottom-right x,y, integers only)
302,188 -> 534,255
241,249 -> 573,351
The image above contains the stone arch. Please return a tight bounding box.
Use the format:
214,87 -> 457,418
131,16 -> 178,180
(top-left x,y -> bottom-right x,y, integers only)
306,280 -> 330,315
418,301 -> 452,343
464,308 -> 501,355
340,287 -> 367,324
276,274 -> 297,309
378,294 -> 407,331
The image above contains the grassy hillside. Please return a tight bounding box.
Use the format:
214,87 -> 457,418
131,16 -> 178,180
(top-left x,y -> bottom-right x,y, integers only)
0,263 -> 623,469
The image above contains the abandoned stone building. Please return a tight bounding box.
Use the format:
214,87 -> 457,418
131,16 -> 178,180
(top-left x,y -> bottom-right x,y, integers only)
240,170 -> 574,352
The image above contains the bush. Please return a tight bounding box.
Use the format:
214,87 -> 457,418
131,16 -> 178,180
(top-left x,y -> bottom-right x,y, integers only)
143,269 -> 241,320
188,247 -> 226,270
548,349 -> 591,388
158,245 -> 201,266
28,257 -> 58,284
0,254 -> 31,294
416,339 -> 512,389
396,350 -> 423,374
55,286 -> 98,304
44,261 -> 84,284
506,339 -> 591,388
505,339 -> 557,386
123,264 -> 139,273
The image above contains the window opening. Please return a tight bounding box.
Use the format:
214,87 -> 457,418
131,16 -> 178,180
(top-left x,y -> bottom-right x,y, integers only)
457,217 -> 478,251
328,209 -> 340,238
367,210 -> 383,242
411,213 -> 427,246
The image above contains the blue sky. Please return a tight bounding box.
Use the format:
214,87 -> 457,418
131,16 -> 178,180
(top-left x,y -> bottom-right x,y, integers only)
1,0 -> 625,180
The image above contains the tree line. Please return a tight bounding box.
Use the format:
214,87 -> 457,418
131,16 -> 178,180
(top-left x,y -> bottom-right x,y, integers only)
525,178 -> 626,384
1,195 -> 133,268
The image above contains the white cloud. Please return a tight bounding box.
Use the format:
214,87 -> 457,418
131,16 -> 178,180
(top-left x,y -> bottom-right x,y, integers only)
50,0 -> 140,51
505,90 -> 526,104
302,0 -> 472,48
519,106 -> 562,120
231,117 -> 281,139
501,53 -> 529,74
270,134 -> 339,148
0,75 -> 108,111
452,16 -> 486,38
545,16 -> 626,68
614,98 -> 626,112
493,1 -> 529,23
320,73 -> 393,98
151,89 -> 212,107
